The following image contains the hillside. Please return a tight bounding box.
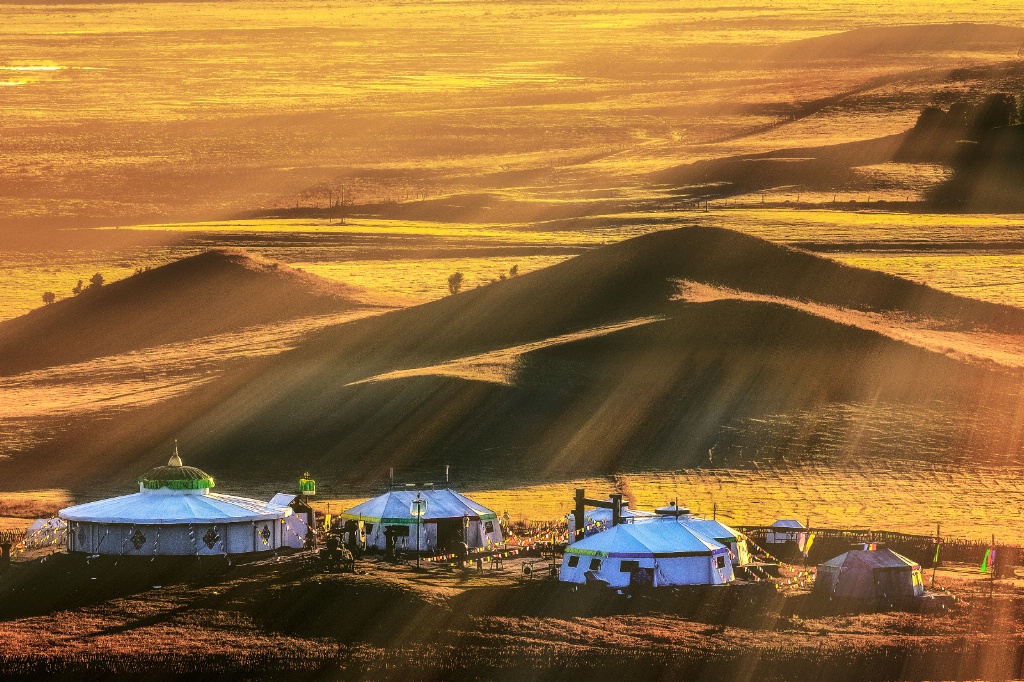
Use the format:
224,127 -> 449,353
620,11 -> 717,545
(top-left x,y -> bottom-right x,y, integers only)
6,227 -> 1024,491
767,24 -> 1024,61
0,250 -> 368,376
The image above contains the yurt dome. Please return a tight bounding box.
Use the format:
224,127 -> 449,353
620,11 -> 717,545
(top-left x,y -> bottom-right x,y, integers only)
560,518 -> 733,588
59,450 -> 301,557
341,488 -> 503,554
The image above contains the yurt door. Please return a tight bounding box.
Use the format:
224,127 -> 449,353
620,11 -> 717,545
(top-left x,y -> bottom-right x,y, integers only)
436,518 -> 463,552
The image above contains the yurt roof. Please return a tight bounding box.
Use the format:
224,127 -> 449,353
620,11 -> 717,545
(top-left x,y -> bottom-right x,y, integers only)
582,505 -> 656,522
678,517 -> 740,543
771,519 -> 806,529
341,488 -> 498,525
138,448 -> 214,490
820,548 -> 919,570
565,519 -> 726,559
59,491 -> 291,525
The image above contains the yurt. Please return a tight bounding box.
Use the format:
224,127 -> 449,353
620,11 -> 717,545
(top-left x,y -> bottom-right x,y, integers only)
59,453 -> 299,557
340,488 -> 503,554
560,518 -> 733,588
813,545 -> 925,607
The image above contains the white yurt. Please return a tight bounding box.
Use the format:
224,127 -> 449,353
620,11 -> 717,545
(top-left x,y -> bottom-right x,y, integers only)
340,488 -> 503,553
567,501 -> 655,543
59,452 -> 299,557
560,518 -> 733,588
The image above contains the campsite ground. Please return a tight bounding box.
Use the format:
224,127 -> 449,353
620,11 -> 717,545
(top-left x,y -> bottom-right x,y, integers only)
0,550 -> 1021,681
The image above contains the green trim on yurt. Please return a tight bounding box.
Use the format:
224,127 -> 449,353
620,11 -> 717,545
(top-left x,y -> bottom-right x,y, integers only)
139,465 -> 215,490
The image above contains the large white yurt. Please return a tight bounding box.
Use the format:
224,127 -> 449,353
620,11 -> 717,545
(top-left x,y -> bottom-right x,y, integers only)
560,518 -> 733,588
340,488 -> 503,553
59,453 -> 300,557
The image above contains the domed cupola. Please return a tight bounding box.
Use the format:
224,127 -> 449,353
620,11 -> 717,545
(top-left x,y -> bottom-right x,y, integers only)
138,443 -> 214,493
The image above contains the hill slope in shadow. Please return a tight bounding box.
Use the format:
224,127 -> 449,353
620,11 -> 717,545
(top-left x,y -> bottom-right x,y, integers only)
9,227 -> 1024,491
0,250 -> 367,376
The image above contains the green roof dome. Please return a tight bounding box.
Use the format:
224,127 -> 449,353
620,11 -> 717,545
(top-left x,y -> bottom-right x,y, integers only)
139,448 -> 215,491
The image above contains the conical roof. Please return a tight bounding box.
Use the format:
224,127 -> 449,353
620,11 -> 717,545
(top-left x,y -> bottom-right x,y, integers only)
565,518 -> 727,558
341,488 -> 497,524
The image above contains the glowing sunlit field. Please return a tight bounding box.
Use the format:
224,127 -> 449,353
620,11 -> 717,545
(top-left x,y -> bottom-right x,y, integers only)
3,0 -> 1024,230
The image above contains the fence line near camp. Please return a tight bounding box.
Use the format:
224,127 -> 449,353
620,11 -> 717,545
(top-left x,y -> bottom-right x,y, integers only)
736,525 -> 1024,570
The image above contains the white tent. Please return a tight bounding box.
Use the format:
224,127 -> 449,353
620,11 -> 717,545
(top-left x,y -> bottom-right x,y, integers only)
766,519 -> 809,548
25,518 -> 67,549
59,453 -> 295,556
560,518 -> 733,588
341,488 -> 503,553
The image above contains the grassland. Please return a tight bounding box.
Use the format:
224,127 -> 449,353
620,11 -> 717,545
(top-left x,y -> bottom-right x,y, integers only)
1,551 -> 1023,681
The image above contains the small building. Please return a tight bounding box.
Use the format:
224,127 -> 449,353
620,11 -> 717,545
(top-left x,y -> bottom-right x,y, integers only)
766,519 -> 809,547
59,453 -> 298,556
340,488 -> 503,554
560,518 -> 733,588
813,545 -> 925,608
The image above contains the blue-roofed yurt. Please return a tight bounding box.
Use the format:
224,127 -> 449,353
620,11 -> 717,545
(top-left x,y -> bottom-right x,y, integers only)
341,488 -> 503,554
559,518 -> 733,588
58,451 -> 296,557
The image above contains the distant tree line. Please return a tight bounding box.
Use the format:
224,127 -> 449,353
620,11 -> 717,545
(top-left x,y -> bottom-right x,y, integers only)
912,93 -> 1021,138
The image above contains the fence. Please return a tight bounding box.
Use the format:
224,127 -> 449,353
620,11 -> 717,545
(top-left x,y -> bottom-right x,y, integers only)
735,526 -> 1024,572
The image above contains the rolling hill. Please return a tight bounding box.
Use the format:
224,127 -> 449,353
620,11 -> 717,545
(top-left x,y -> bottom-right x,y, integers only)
0,250 -> 369,376
5,227 -> 1024,492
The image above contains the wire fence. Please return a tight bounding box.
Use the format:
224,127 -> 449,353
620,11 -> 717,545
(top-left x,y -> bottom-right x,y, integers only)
736,526 -> 1024,571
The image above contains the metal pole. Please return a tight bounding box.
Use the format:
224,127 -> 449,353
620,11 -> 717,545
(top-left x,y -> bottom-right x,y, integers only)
932,523 -> 940,588
991,533 -> 996,599
416,514 -> 421,569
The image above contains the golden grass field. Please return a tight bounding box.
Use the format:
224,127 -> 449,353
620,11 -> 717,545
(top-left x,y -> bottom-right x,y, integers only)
4,3 -> 1024,677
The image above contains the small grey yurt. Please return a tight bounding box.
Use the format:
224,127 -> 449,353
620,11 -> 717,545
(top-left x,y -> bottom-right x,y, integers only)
814,545 -> 925,608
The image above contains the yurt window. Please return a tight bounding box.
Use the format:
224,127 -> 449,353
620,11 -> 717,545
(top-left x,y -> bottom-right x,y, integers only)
589,558 -> 602,570
716,555 -> 726,569
567,555 -> 580,568
619,560 -> 639,573
484,521 -> 494,533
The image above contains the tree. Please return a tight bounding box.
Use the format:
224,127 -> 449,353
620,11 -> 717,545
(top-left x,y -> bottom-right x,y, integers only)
72,280 -> 83,296
89,273 -> 104,290
447,271 -> 464,295
42,291 -> 55,305
509,264 -> 519,277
